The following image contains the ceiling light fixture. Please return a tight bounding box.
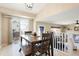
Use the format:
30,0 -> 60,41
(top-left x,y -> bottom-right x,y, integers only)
75,20 -> 79,26
74,20 -> 79,31
25,3 -> 33,10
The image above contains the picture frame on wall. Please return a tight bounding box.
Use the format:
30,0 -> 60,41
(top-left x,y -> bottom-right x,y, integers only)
40,26 -> 44,33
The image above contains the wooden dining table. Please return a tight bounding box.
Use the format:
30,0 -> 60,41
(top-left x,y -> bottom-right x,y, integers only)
19,33 -> 54,56
19,34 -> 42,55
21,34 -> 41,42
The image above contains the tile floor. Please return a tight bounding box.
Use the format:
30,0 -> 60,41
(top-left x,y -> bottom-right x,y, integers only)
0,41 -> 23,56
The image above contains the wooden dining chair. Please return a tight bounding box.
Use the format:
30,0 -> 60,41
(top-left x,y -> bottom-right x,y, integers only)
19,37 -> 32,56
25,31 -> 32,35
30,33 -> 51,56
42,33 -> 51,55
31,39 -> 50,56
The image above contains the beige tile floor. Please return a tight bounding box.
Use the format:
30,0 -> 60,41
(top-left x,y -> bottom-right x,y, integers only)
0,41 -> 23,56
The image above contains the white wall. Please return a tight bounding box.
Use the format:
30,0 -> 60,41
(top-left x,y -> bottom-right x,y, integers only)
29,19 -> 33,31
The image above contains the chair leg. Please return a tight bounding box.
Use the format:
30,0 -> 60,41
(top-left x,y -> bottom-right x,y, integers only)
19,48 -> 21,52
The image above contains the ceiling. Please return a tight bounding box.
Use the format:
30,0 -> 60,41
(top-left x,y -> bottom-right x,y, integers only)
44,8 -> 79,25
0,3 -> 46,15
35,3 -> 79,25
0,3 -> 79,25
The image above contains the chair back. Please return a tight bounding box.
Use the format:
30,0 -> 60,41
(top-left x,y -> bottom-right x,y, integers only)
31,33 -> 51,56
25,31 -> 32,35
42,33 -> 51,40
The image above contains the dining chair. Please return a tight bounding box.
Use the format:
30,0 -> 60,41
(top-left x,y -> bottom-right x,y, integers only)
31,39 -> 50,56
25,31 -> 32,35
19,37 -> 32,56
30,33 -> 51,56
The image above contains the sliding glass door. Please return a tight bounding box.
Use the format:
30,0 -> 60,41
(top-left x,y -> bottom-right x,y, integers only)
10,16 -> 32,43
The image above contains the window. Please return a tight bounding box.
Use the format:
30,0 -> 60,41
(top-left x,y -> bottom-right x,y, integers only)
11,16 -> 30,35
20,18 -> 30,35
74,35 -> 79,43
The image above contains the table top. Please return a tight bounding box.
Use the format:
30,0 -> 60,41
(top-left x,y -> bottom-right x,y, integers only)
21,34 -> 41,42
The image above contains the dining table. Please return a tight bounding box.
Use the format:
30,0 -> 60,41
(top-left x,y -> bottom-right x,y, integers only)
20,34 -> 41,44
19,33 -> 54,56
19,34 -> 42,55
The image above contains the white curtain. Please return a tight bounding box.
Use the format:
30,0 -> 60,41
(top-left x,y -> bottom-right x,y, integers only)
11,16 -> 32,35
20,18 -> 30,35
